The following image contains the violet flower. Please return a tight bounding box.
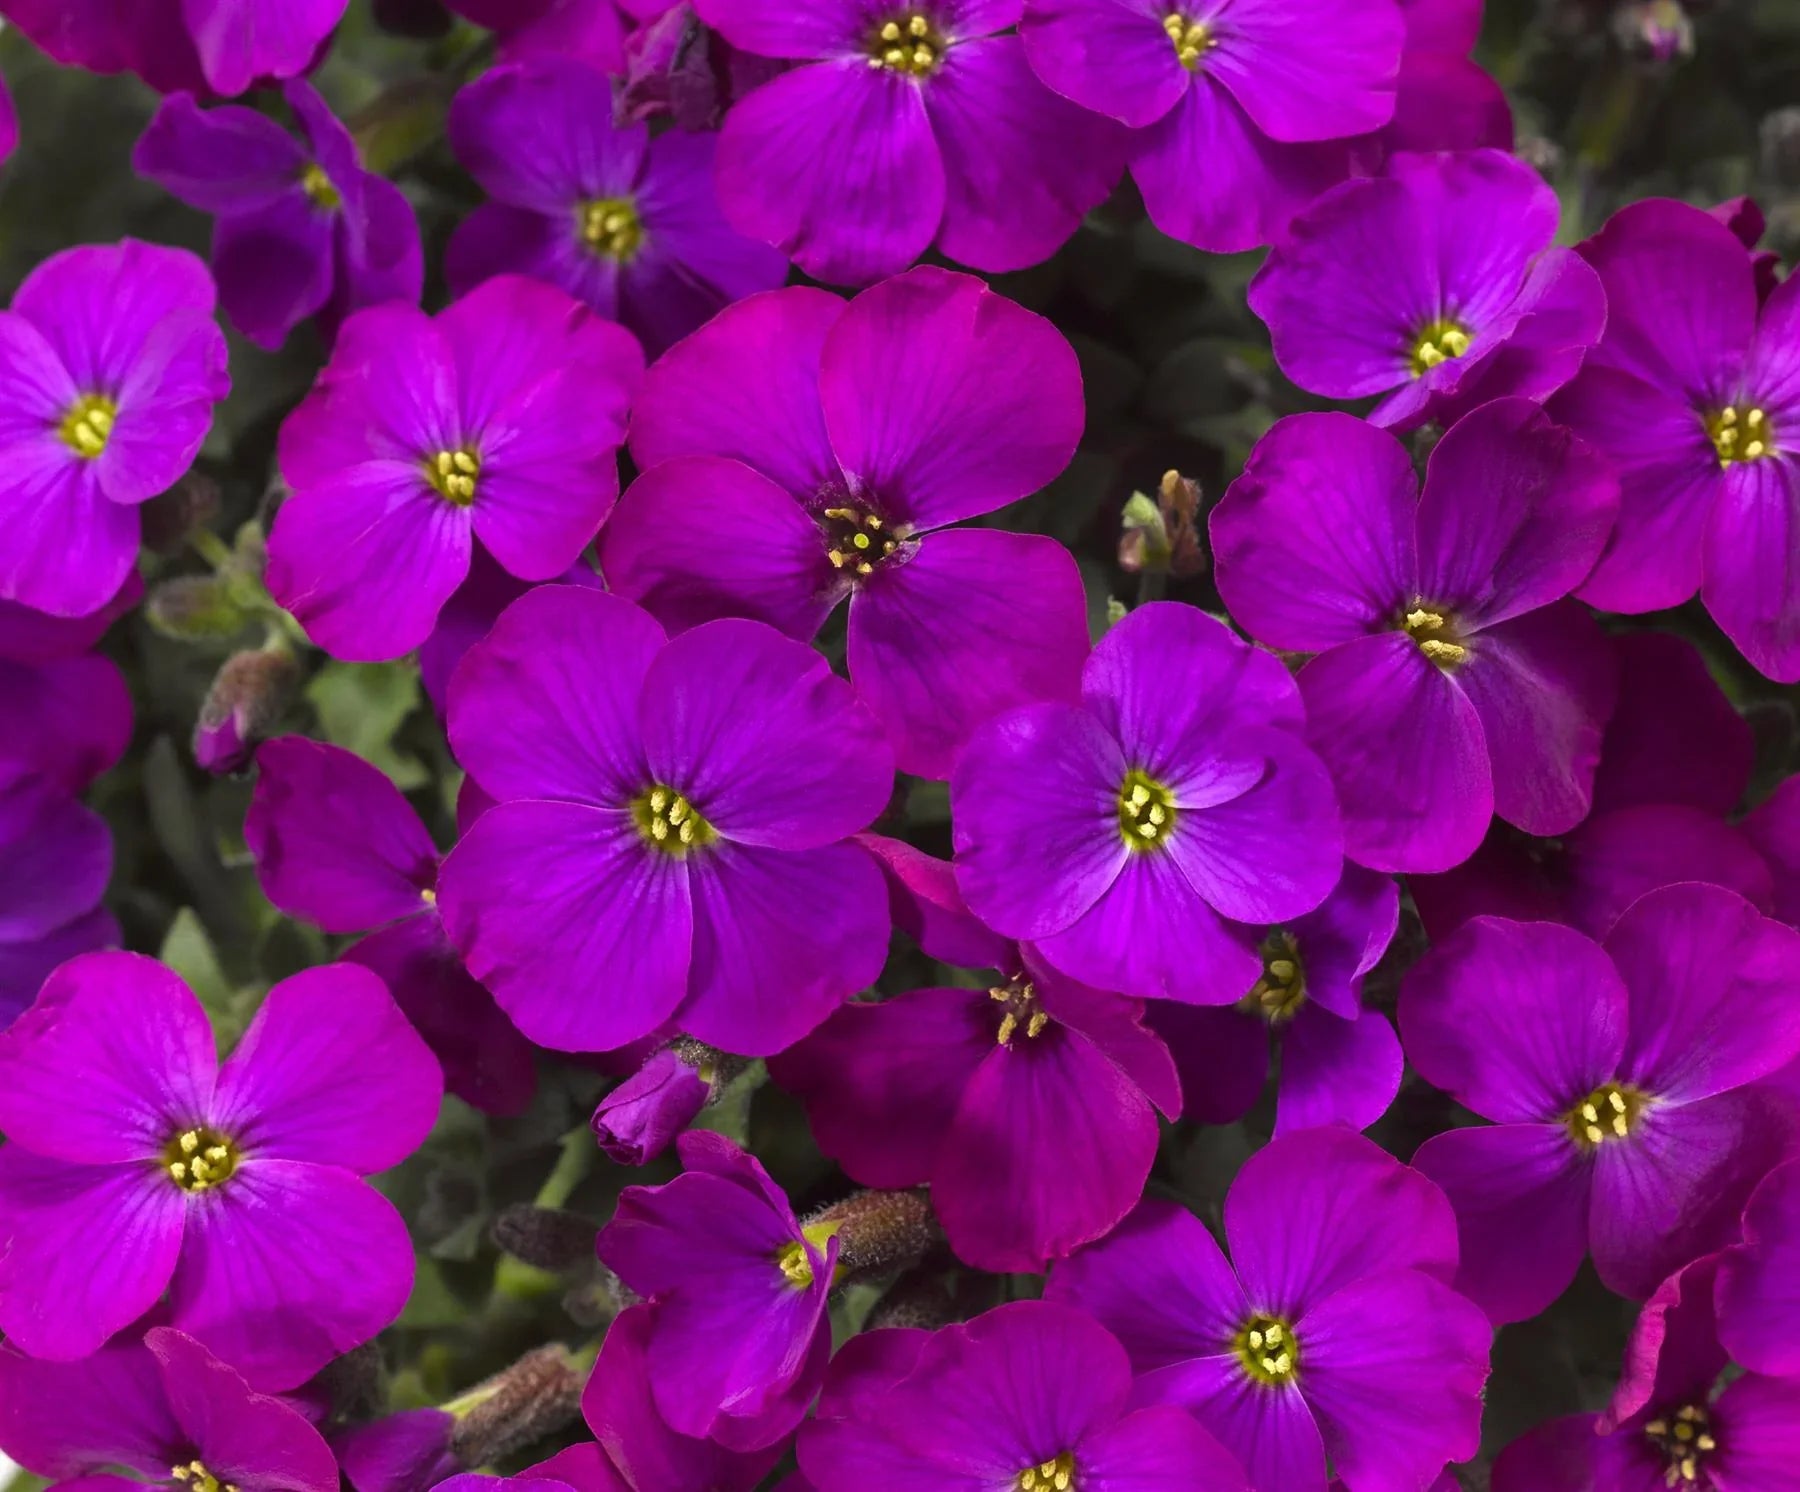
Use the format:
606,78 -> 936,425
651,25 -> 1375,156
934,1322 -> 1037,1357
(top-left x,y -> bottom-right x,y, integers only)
1020,0 -> 1402,253
0,951 -> 443,1383
134,82 -> 423,351
1716,1158 -> 1800,1381
1248,151 -> 1605,431
0,609 -> 132,798
591,1047 -> 709,1166
446,0 -> 629,71
336,1411 -> 460,1492
265,274 -> 642,661
596,1132 -> 839,1451
437,587 -> 893,1055
1374,0 -> 1513,159
601,267 -> 1090,779
1212,398 -> 1619,873
695,0 -> 1124,284
0,68 -> 15,163
0,239 -> 229,618
1551,199 -> 1800,681
245,736 -> 537,1116
0,1327 -> 337,1492
1046,1128 -> 1491,1492
1399,884 -> 1800,1323
447,57 -> 788,358
0,785 -> 117,1030
952,600 -> 1343,1005
799,1299 -> 1252,1492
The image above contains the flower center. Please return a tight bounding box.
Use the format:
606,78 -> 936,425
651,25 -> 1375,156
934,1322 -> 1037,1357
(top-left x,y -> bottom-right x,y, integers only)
631,784 -> 717,855
1408,317 -> 1473,377
1644,1404 -> 1718,1487
300,161 -> 340,211
1161,12 -> 1213,69
163,1126 -> 240,1193
1234,1314 -> 1300,1386
577,197 -> 644,261
1017,1453 -> 1078,1492
989,978 -> 1051,1047
1245,930 -> 1305,1022
58,393 -> 117,459
1704,404 -> 1774,467
820,503 -> 903,578
171,1461 -> 238,1492
1401,603 -> 1469,669
866,10 -> 945,75
775,1220 -> 843,1289
1565,1081 -> 1650,1149
1118,768 -> 1177,850
426,447 -> 480,506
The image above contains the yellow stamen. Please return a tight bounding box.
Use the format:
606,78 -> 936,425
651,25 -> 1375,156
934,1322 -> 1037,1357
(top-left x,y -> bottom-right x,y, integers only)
1245,930 -> 1306,1021
1408,317 -> 1473,377
1161,12 -> 1213,69
162,1127 -> 240,1194
425,446 -> 481,507
577,196 -> 645,260
1016,1451 -> 1078,1491
1118,768 -> 1177,851
631,783 -> 717,856
1705,403 -> 1775,467
866,9 -> 945,74
1234,1313 -> 1300,1386
1564,1081 -> 1650,1150
1401,603 -> 1470,669
775,1219 -> 844,1289
58,393 -> 118,459
300,161 -> 340,210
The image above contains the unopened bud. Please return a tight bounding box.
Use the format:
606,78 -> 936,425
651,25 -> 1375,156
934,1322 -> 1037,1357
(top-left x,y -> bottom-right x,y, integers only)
866,1269 -> 960,1332
1119,470 -> 1205,579
1613,0 -> 1694,62
146,575 -> 251,642
446,1345 -> 586,1468
139,474 -> 222,556
491,1204 -> 600,1272
195,648 -> 300,775
1762,107 -> 1800,187
591,1040 -> 747,1165
312,1339 -> 387,1422
806,1188 -> 940,1280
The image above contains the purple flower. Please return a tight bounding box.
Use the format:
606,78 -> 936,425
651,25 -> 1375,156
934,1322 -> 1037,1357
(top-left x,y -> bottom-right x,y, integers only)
438,587 -> 893,1055
694,0 -> 1124,284
591,1046 -> 710,1166
464,0 -> 630,71
180,0 -> 347,96
134,83 -> 424,351
1020,0 -> 1402,253
1373,0 -> 1512,160
1490,1417 -> 1600,1492
1046,1128 -> 1491,1492
1212,398 -> 1620,873
1399,884 -> 1800,1323
0,240 -> 229,618
0,68 -> 16,163
0,951 -> 443,1383
1716,1158 -> 1800,1381
447,58 -> 787,359
952,600 -> 1343,1005
0,1326 -> 337,1492
601,267 -> 1090,779
266,275 -> 642,661
0,592 -> 133,797
1148,864 -> 1402,1134
0,784 -> 118,1030
799,1299 -> 1251,1491
771,835 -> 1181,1273
1248,151 -> 1605,432
245,735 -> 537,1116
596,1132 -> 838,1450
337,1411 -> 461,1492
1551,199 -> 1800,681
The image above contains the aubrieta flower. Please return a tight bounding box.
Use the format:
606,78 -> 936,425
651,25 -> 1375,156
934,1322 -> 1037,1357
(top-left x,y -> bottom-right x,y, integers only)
1048,1127 -> 1491,1492
1551,199 -> 1800,681
0,239 -> 229,618
799,1299 -> 1252,1492
1212,398 -> 1619,874
0,951 -> 443,1384
1374,0 -> 1513,159
134,82 -> 424,351
0,596 -> 132,797
1248,151 -> 1606,432
446,0 -> 629,71
694,0 -> 1124,284
447,57 -> 788,359
1716,1158 -> 1800,1381
596,1132 -> 839,1451
1399,884 -> 1800,1324
771,835 -> 1182,1273
601,267 -> 1090,778
591,1045 -> 711,1166
0,784 -> 116,1029
952,601 -> 1343,1005
1019,0 -> 1402,253
336,1411 -> 460,1492
265,274 -> 642,661
245,736 -> 537,1116
0,1326 -> 338,1492
0,68 -> 16,164
1148,864 -> 1402,1134
438,587 -> 893,1055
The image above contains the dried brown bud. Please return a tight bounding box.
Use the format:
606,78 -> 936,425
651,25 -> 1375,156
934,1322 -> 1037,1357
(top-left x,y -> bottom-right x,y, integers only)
1119,470 -> 1205,579
491,1204 -> 601,1272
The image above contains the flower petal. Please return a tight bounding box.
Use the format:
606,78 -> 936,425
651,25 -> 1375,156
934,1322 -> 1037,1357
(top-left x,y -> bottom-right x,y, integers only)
1203,0 -> 1402,142
0,1336 -> 181,1479
1716,1159 -> 1800,1379
1275,1006 -> 1402,1135
1136,1354 -> 1328,1492
1701,455 -> 1800,683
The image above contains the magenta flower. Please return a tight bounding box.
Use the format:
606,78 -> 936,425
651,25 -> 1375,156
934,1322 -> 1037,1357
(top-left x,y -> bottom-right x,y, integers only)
1551,199 -> 1800,681
0,590 -> 132,798
772,835 -> 1181,1273
1212,398 -> 1619,873
266,274 -> 642,661
0,951 -> 442,1384
0,1327 -> 337,1492
1020,0 -> 1401,252
336,1411 -> 459,1492
447,0 -> 629,70
591,1046 -> 709,1166
602,268 -> 1090,778
1248,151 -> 1605,432
953,601 -> 1343,1005
1399,884 -> 1800,1324
0,240 -> 229,618
1374,0 -> 1512,159
1046,1128 -> 1490,1492
1148,864 -> 1402,1134
447,57 -> 788,359
245,736 -> 537,1116
0,69 -> 16,163
0,786 -> 117,1030
799,1299 -> 1252,1492
1717,1159 -> 1800,1381
134,82 -> 423,351
438,587 -> 893,1055
597,1132 -> 838,1451
694,0 -> 1124,284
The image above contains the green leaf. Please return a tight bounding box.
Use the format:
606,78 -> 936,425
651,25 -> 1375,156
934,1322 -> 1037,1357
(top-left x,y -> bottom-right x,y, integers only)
305,660 -> 429,789
159,908 -> 231,1014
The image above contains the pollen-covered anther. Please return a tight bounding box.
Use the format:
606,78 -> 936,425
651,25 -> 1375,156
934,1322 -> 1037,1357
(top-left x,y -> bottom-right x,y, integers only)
1246,930 -> 1306,1022
1017,1451 -> 1078,1491
1118,768 -> 1177,850
631,784 -> 718,855
58,392 -> 118,459
426,447 -> 481,506
1402,605 -> 1470,668
866,11 -> 945,75
1161,12 -> 1213,68
1234,1314 -> 1300,1386
171,1460 -> 238,1492
820,504 -> 902,577
1705,404 -> 1774,467
1565,1081 -> 1650,1149
163,1127 -> 240,1194
1408,317 -> 1473,377
578,196 -> 644,260
990,979 -> 1051,1047
775,1220 -> 844,1290
1644,1403 -> 1717,1487
300,161 -> 340,210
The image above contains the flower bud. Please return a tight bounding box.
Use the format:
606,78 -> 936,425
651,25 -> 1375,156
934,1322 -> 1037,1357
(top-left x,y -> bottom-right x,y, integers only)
194,647 -> 300,774
146,575 -> 252,642
491,1204 -> 601,1272
446,1345 -> 586,1467
1612,0 -> 1694,62
139,473 -> 221,556
806,1187 -> 940,1281
591,1040 -> 747,1165
1762,106 -> 1800,188
1119,470 -> 1205,579
618,4 -> 786,131
866,1269 -> 960,1332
